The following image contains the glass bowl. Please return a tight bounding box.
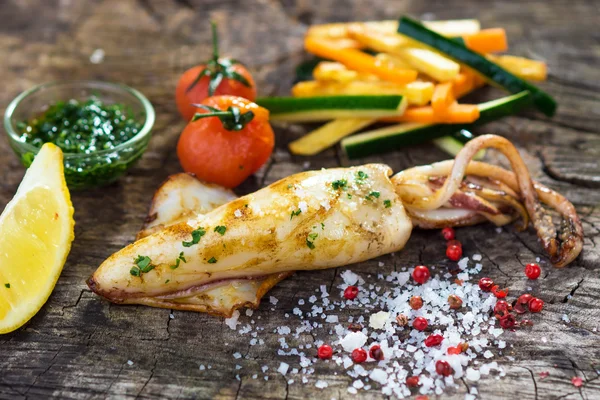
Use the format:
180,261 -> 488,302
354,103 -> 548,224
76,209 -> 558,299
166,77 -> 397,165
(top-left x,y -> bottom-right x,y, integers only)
4,81 -> 155,190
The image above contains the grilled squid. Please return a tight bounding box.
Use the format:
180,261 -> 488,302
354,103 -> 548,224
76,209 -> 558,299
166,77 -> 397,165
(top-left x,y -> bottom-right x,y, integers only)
87,135 -> 583,316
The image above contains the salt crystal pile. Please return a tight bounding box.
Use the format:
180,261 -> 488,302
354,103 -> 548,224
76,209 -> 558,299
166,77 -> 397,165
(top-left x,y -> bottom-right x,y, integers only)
225,255 -> 508,398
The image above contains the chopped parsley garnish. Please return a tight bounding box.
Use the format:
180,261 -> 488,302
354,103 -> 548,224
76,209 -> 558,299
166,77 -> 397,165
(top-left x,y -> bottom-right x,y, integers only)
4,283 -> 9,289
365,191 -> 380,201
290,209 -> 302,220
207,257 -> 218,264
306,232 -> 318,249
287,184 -> 293,189
356,170 -> 368,183
170,252 -> 187,270
384,199 -> 392,208
214,225 -> 227,235
347,193 -> 352,199
165,279 -> 170,284
130,255 -> 155,276
182,227 -> 206,247
321,222 -> 325,229
331,179 -> 347,190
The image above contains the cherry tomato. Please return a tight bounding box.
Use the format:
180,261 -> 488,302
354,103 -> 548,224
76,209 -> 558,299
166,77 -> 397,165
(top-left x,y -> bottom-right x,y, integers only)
175,23 -> 256,121
177,95 -> 274,188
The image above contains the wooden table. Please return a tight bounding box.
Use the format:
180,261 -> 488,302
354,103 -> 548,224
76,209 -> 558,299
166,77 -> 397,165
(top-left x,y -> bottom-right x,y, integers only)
1,1 -> 599,399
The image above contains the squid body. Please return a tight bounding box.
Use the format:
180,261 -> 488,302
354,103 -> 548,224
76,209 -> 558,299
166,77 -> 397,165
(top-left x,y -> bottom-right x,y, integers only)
88,135 -> 583,317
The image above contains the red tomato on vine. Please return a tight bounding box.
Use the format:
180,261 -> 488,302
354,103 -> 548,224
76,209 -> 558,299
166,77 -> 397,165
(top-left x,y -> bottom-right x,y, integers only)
175,22 -> 257,121
177,95 -> 274,188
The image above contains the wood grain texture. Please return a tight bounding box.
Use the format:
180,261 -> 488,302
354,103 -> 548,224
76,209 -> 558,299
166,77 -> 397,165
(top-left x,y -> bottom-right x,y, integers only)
0,0 -> 599,399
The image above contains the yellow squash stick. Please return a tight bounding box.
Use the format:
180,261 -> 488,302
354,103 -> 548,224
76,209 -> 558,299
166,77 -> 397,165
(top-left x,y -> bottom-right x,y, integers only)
398,47 -> 460,82
312,58 -> 412,83
486,54 -> 547,81
304,36 -> 418,84
307,19 -> 480,39
292,80 -> 435,106
313,62 -> 376,83
348,26 -> 460,82
289,118 -> 376,156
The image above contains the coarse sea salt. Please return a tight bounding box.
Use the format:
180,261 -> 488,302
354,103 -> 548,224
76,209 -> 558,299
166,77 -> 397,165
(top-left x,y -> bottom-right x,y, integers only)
221,255 -> 510,398
340,331 -> 368,352
315,380 -> 328,389
369,311 -> 389,330
278,362 -> 289,376
369,369 -> 388,384
225,310 -> 240,330
340,270 -> 359,286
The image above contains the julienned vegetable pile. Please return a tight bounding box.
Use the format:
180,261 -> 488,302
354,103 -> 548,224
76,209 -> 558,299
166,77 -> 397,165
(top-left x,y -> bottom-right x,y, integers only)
256,16 -> 554,158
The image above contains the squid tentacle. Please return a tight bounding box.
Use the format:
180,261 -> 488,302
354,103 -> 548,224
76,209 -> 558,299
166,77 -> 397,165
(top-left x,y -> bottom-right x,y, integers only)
392,135 -> 582,267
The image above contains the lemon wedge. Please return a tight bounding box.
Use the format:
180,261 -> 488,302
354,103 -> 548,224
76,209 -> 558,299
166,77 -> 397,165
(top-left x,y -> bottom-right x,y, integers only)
0,143 -> 74,333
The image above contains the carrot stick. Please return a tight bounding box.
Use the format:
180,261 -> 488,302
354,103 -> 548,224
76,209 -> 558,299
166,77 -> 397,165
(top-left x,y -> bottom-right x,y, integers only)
462,28 -> 508,53
462,67 -> 487,89
381,103 -> 480,124
431,82 -> 455,115
304,36 -> 418,84
451,73 -> 473,98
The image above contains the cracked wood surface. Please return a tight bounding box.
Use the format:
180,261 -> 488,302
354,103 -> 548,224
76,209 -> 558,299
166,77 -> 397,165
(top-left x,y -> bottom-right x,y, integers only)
0,0 -> 599,399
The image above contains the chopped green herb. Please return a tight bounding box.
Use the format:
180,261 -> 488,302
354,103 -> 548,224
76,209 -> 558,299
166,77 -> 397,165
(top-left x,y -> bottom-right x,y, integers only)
131,255 -> 155,276
214,225 -> 227,235
182,227 -> 206,247
331,179 -> 348,190
365,191 -> 381,201
356,170 -> 368,183
170,251 -> 187,270
321,222 -> 325,229
290,209 -> 302,220
165,279 -> 170,284
384,199 -> 392,208
4,283 -> 10,289
135,255 -> 151,269
347,193 -> 353,199
207,257 -> 218,264
287,184 -> 293,189
308,232 -> 318,240
306,238 -> 315,250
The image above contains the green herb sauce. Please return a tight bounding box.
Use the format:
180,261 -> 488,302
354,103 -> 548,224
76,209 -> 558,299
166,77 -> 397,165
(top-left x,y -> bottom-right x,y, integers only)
16,97 -> 148,190
17,98 -> 142,154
